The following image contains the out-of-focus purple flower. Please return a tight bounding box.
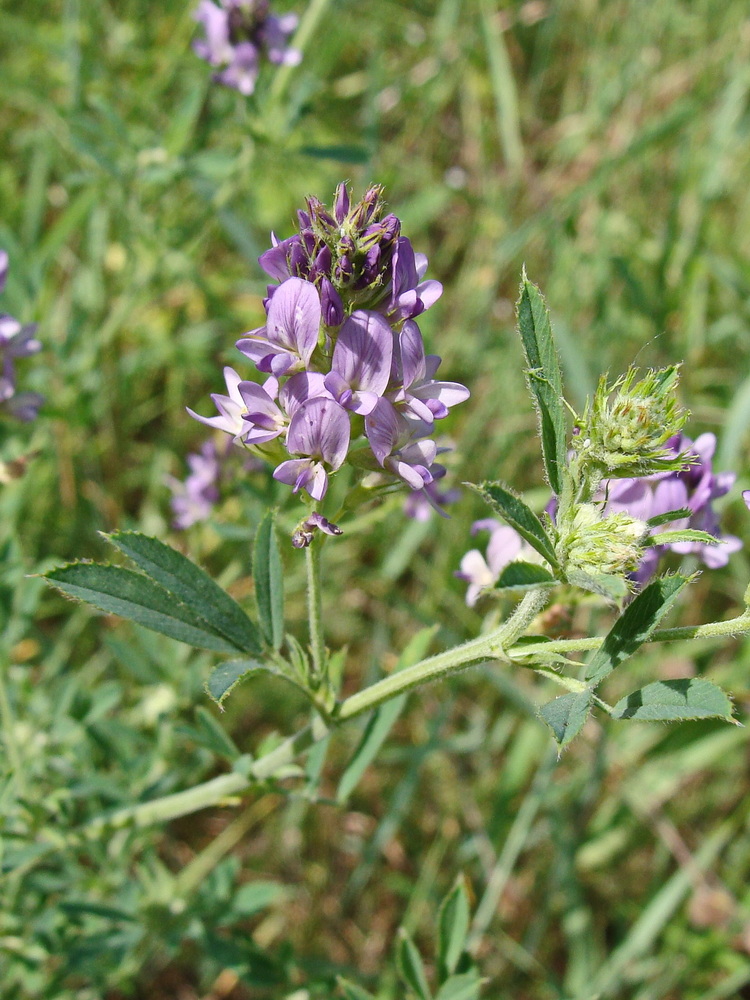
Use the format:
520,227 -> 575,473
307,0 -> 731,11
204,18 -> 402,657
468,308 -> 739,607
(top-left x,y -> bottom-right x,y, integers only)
324,311 -> 393,414
192,0 -> 300,96
167,441 -> 222,530
403,475 -> 460,521
601,432 -> 741,579
237,277 -> 321,376
0,253 -> 43,422
273,397 -> 350,500
456,519 -> 526,606
743,490 -> 750,511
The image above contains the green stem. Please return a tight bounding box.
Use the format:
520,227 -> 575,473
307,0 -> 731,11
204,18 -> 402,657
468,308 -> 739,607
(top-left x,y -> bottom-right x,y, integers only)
306,538 -> 326,686
336,588 -> 549,722
507,608 -> 750,661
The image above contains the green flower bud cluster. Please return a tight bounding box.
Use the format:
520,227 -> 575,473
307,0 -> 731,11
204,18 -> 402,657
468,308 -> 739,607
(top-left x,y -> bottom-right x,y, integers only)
572,365 -> 689,479
557,504 -> 647,580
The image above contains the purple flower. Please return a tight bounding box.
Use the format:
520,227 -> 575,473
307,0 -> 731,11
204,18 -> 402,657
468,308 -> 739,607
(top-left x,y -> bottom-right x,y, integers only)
601,432 -> 741,578
0,253 -> 43,423
237,277 -> 321,376
365,398 -> 440,491
743,490 -> 750,511
292,511 -> 343,548
324,310 -> 393,414
192,0 -> 300,95
273,397 -> 350,500
390,320 -> 470,424
389,238 -> 443,322
187,366 -> 277,441
456,519 -> 526,606
167,441 -> 222,530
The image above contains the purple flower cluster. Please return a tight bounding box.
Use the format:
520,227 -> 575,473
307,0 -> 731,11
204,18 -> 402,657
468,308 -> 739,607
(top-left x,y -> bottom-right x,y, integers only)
600,432 -> 740,583
166,441 -> 222,530
0,251 -> 43,422
193,0 -> 300,95
190,185 -> 469,518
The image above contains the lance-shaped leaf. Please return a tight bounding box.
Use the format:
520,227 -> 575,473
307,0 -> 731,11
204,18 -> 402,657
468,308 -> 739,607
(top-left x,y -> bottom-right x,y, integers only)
253,511 -> 284,650
467,481 -> 558,569
337,979 -> 376,1000
206,658 -> 310,708
44,563 -> 241,654
397,929 -> 432,1000
496,562 -> 558,590
435,975 -> 485,1000
540,689 -> 592,748
106,531 -> 261,654
585,574 -> 690,685
611,678 -> 735,722
646,529 -> 717,548
438,880 -> 471,979
645,507 -> 692,529
516,274 -> 567,495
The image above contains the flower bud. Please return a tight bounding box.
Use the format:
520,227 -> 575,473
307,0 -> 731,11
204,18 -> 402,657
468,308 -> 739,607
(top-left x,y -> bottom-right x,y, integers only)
559,504 -> 647,579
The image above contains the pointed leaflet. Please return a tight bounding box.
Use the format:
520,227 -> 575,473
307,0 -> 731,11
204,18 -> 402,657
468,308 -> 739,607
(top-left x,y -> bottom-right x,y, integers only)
438,880 -> 471,979
397,929 -> 432,1000
435,975 -> 485,1000
106,531 -> 261,653
337,980 -> 376,1000
253,511 -> 284,650
495,562 -> 557,590
44,563 -> 242,653
611,678 -> 735,722
206,658 -> 308,708
540,690 -> 592,747
585,574 -> 690,685
468,482 -> 558,569
516,275 -> 567,495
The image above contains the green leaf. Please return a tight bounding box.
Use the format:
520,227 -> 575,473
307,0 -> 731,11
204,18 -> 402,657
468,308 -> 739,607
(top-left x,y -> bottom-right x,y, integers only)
566,568 -> 629,602
540,690 -> 592,747
645,507 -> 692,528
337,627 -> 436,802
253,511 -> 284,650
106,531 -> 261,654
337,978 -> 376,1000
647,529 -> 716,547
516,275 -> 567,495
611,678 -> 735,722
438,880 -> 471,979
398,929 -> 432,1000
467,482 -> 558,569
193,706 -> 240,760
495,561 -> 557,590
205,658 -> 273,707
232,880 -> 288,917
44,563 -> 242,653
585,574 -> 690,685
435,974 -> 484,1000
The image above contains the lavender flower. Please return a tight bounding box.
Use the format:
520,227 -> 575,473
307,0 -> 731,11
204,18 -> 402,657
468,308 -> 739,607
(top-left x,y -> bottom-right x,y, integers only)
190,185 -> 470,530
167,441 -> 222,530
193,0 -> 300,95
601,432 -> 741,581
456,519 -> 527,606
0,251 -> 43,423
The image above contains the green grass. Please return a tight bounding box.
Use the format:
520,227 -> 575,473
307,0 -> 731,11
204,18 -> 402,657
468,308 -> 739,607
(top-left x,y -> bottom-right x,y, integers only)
3,0 -> 750,997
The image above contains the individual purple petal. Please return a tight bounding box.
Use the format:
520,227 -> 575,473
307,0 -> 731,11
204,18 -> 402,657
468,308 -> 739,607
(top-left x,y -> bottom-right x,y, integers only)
321,278 -> 344,327
192,0 -> 232,64
274,458 -> 329,500
333,183 -> 350,224
187,366 -> 248,439
237,277 -> 321,375
486,525 -> 524,575
238,381 -> 286,444
327,310 -> 393,412
286,397 -> 350,470
743,489 -> 750,511
259,234 -> 300,281
279,371 -> 331,415
0,251 -> 7,295
364,397 -> 400,465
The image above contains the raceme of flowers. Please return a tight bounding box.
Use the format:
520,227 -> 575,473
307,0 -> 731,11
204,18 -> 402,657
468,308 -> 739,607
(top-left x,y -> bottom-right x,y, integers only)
189,185 -> 470,521
0,250 -> 43,422
457,432 -> 740,605
193,0 -> 300,95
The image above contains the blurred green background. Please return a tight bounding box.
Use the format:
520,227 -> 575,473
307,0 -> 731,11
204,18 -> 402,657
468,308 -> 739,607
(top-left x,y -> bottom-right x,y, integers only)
3,0 -> 750,997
